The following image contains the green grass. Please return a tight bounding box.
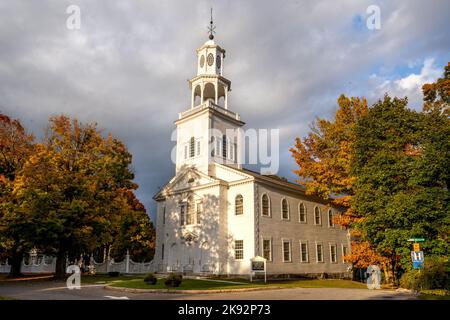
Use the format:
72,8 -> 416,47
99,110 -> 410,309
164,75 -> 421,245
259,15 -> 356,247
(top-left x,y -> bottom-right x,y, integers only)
418,289 -> 450,300
110,278 -> 268,290
99,275 -> 366,291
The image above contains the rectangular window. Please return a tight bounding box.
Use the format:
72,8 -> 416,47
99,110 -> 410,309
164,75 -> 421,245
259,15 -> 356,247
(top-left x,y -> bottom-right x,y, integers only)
300,241 -> 309,262
216,138 -> 221,157
235,240 -> 244,260
230,144 -> 234,161
330,244 -> 337,263
328,210 -> 334,227
190,137 -> 195,157
162,205 -> 166,225
262,239 -> 272,261
342,245 -> 348,263
184,145 -> 188,159
161,244 -> 164,260
196,202 -> 202,224
222,135 -> 227,158
299,203 -> 307,223
196,141 -> 201,156
316,243 -> 324,263
282,240 -> 291,262
180,205 -> 185,226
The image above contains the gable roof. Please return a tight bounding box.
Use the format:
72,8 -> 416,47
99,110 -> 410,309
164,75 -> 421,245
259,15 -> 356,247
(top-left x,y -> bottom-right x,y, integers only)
220,164 -> 338,207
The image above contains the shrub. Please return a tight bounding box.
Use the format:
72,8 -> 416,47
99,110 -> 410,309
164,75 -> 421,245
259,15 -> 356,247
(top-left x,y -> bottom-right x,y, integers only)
400,256 -> 450,291
108,271 -> 120,277
164,273 -> 183,287
144,273 -> 157,285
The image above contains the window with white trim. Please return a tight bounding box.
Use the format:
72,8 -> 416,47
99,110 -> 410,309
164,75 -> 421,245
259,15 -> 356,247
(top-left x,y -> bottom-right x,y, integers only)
342,245 -> 348,263
162,205 -> 166,225
180,204 -> 186,226
328,209 -> 334,227
222,135 -> 227,158
211,136 -> 215,157
316,243 -> 324,262
190,137 -> 195,157
186,196 -> 195,225
196,201 -> 203,224
281,198 -> 289,220
262,239 -> 272,261
330,244 -> 337,263
282,240 -> 292,262
299,202 -> 307,223
299,241 -> 309,262
196,140 -> 201,156
235,194 -> 243,215
314,206 -> 322,225
235,240 -> 244,260
261,194 -> 270,217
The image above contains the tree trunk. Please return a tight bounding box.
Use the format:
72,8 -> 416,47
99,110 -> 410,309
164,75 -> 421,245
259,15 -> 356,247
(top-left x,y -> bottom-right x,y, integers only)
8,249 -> 23,278
54,250 -> 67,280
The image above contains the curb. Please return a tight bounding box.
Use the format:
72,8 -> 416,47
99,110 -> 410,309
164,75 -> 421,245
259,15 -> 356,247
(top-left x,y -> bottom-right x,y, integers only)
104,285 -> 284,294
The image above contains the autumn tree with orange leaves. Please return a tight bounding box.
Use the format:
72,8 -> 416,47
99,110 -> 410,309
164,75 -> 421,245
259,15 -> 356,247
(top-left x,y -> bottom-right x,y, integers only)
290,95 -> 389,274
0,114 -> 35,277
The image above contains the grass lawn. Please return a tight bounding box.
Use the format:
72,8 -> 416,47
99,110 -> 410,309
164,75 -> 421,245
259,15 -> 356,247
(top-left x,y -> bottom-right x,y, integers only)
91,274 -> 367,291
418,289 -> 450,300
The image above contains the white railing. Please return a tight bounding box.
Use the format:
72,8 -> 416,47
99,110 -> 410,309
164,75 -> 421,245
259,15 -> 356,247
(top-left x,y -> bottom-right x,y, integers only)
0,253 -> 154,275
179,100 -> 240,120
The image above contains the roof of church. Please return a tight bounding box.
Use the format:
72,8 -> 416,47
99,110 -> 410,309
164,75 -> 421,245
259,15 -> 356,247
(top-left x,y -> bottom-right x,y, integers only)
222,164 -> 338,207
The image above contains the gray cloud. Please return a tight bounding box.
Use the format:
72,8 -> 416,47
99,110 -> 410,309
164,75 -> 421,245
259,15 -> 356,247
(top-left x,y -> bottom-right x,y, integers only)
1,0 -> 449,221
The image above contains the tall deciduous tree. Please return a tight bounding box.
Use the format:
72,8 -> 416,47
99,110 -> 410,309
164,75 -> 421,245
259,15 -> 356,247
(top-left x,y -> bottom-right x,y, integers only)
0,114 -> 34,276
11,115 -> 137,279
110,190 -> 156,262
290,95 -> 388,270
352,94 -> 449,283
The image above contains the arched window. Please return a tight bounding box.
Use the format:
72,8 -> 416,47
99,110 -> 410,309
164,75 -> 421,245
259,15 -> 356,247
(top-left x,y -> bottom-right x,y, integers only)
299,202 -> 307,223
328,209 -> 334,227
281,198 -> 289,220
314,206 -> 322,225
262,194 -> 270,217
235,194 -> 243,215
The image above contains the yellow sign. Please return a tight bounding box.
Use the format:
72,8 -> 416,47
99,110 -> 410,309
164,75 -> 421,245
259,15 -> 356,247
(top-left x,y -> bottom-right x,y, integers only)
413,243 -> 420,251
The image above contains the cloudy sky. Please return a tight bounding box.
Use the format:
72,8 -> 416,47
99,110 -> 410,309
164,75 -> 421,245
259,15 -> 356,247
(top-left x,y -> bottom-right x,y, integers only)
1,0 -> 449,220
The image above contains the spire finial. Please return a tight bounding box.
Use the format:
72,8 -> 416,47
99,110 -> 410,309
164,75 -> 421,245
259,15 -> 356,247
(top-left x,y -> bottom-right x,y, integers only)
207,8 -> 216,40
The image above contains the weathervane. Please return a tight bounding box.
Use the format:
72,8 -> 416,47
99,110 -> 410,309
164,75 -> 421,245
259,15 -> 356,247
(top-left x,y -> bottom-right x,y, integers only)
207,8 -> 216,40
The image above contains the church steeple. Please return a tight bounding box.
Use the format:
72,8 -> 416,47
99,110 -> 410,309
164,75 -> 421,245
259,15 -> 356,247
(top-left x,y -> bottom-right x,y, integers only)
188,11 -> 231,109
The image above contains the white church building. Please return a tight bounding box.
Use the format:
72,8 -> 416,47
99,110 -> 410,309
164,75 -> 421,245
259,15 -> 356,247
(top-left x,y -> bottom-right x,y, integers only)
153,23 -> 351,278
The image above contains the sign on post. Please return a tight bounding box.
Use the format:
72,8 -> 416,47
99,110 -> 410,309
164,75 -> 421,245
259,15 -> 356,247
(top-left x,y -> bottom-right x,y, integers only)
413,243 -> 420,252
250,256 -> 267,283
411,251 -> 424,269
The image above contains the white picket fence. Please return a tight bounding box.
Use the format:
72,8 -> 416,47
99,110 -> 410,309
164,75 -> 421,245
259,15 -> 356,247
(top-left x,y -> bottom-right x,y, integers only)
0,253 -> 154,274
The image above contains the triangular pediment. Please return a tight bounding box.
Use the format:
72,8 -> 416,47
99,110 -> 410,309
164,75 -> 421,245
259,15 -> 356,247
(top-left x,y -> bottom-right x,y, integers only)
153,167 -> 219,199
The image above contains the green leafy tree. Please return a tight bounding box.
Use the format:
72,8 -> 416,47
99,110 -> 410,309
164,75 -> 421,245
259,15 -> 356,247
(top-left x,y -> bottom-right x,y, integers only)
110,190 -> 156,262
352,95 -> 449,283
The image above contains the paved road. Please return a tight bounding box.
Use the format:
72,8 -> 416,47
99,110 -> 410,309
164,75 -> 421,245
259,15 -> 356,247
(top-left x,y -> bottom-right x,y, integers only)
0,281 -> 417,300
